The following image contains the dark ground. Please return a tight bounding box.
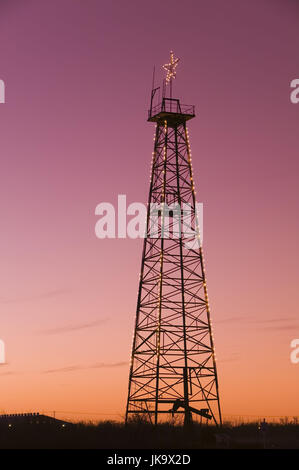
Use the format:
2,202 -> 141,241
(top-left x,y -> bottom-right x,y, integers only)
0,420 -> 299,449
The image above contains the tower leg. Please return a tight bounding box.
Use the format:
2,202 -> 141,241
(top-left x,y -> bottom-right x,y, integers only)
183,367 -> 192,428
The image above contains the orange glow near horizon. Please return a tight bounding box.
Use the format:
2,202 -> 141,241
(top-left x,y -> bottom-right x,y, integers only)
0,0 -> 298,424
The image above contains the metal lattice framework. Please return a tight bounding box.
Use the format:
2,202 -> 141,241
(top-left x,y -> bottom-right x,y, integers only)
125,96 -> 222,426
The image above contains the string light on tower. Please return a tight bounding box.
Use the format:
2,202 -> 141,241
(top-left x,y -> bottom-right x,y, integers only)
163,51 -> 179,84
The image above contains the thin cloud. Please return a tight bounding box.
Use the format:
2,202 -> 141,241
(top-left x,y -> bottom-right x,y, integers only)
42,361 -> 128,374
260,324 -> 299,331
215,316 -> 298,327
38,318 -> 108,335
0,289 -> 70,304
248,317 -> 299,330
0,363 -> 19,376
0,371 -> 18,377
215,316 -> 248,324
218,353 -> 240,363
252,317 -> 298,324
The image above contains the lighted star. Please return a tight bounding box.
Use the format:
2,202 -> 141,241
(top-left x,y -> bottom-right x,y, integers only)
163,51 -> 179,84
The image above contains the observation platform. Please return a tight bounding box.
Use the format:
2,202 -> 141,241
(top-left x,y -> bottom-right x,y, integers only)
148,98 -> 195,126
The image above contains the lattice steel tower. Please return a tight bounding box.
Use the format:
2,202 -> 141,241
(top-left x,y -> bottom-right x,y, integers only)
126,52 -> 222,426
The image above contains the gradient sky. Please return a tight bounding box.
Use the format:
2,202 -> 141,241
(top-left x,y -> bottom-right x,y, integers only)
0,0 -> 298,423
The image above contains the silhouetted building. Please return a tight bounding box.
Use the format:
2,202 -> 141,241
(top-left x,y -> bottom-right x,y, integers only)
0,413 -> 70,428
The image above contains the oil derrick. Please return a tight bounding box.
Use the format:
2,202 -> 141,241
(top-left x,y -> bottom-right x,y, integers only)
126,52 -> 222,426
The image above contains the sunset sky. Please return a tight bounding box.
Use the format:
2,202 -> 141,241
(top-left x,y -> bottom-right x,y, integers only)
0,0 -> 298,423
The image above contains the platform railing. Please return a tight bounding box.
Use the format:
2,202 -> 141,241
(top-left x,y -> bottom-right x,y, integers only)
148,98 -> 195,119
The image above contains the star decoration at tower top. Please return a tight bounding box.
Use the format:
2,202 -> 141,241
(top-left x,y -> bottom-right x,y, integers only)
163,51 -> 180,84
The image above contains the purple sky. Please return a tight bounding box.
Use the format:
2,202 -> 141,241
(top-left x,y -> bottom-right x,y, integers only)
0,0 -> 298,421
